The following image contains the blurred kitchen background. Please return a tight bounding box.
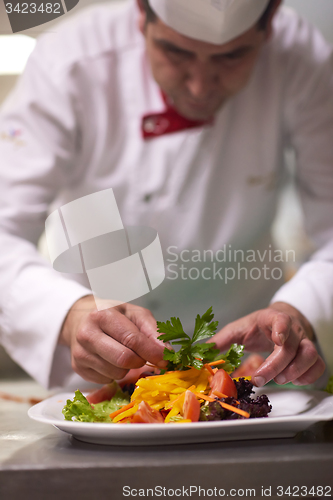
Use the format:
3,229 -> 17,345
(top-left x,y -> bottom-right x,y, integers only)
0,0 -> 332,379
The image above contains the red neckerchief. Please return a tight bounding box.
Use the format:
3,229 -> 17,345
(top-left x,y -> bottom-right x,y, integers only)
142,92 -> 214,139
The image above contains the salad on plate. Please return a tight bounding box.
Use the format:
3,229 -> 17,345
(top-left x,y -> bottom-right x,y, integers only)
63,307 -> 272,424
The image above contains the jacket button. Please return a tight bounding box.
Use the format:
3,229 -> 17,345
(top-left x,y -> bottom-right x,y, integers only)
143,119 -> 155,133
143,194 -> 153,203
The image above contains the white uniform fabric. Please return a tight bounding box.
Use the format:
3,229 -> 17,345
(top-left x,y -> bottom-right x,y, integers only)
0,1 -> 332,388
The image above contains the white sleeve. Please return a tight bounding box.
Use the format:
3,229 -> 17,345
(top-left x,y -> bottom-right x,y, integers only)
271,17 -> 333,373
0,39 -> 92,388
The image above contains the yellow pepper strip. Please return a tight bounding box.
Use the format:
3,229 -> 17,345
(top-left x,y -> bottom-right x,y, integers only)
165,392 -> 185,410
136,379 -> 157,389
150,402 -> 166,410
233,376 -> 252,381
165,406 -> 181,423
131,387 -> 144,397
109,401 -> 135,419
195,369 -> 210,393
168,394 -> 180,402
170,387 -> 187,394
164,385 -> 196,410
113,405 -> 139,423
131,368 -> 214,414
170,419 -> 192,424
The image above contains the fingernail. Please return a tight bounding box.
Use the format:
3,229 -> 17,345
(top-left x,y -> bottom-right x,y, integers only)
157,339 -> 171,349
157,360 -> 168,369
292,380 -> 302,386
253,376 -> 266,387
275,374 -> 286,384
278,333 -> 286,345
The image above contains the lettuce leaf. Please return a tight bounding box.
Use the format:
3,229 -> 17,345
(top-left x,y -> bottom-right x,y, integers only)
325,375 -> 333,394
62,389 -> 130,423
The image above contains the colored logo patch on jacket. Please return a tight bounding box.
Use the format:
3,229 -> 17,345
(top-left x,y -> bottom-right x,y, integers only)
1,129 -> 26,148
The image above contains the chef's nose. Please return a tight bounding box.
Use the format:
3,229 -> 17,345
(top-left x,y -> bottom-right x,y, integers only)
185,61 -> 219,99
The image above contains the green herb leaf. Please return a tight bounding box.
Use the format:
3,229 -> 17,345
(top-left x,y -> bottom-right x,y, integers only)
157,307 -> 219,371
157,307 -> 244,373
156,317 -> 189,342
192,306 -> 219,343
212,344 -> 245,373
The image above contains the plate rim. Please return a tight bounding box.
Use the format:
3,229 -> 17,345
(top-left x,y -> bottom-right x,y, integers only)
28,388 -> 333,431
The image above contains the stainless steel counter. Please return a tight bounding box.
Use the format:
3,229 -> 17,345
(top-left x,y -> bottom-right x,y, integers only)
1,380 -> 332,500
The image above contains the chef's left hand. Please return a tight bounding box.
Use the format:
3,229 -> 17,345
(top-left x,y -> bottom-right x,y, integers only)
211,302 -> 326,387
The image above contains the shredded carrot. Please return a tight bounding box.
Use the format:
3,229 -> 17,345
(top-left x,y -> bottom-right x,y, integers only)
109,401 -> 135,419
219,402 -> 250,419
212,390 -> 228,399
207,359 -> 226,366
213,390 -> 240,404
203,364 -> 215,376
194,392 -> 216,402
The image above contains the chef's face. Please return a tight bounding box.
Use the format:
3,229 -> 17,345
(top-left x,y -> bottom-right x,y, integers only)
138,11 -> 273,120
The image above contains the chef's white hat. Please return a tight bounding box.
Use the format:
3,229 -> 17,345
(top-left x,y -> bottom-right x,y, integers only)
149,0 -> 270,45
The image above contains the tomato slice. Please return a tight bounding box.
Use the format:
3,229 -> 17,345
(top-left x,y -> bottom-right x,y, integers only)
86,382 -> 118,405
183,390 -> 201,422
209,369 -> 237,399
132,401 -> 164,424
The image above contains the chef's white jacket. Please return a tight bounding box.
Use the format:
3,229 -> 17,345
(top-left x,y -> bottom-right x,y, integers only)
0,1 -> 332,388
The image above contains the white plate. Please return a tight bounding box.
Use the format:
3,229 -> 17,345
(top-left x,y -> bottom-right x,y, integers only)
28,387 -> 333,446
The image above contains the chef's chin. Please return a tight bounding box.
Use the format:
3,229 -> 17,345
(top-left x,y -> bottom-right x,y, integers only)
174,98 -> 225,121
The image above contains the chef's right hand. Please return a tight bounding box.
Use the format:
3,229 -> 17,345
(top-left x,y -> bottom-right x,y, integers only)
59,295 -> 167,384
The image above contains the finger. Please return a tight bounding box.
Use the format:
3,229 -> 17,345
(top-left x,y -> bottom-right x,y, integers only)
123,304 -> 170,352
75,366 -> 117,385
252,332 -> 300,387
210,318 -> 252,352
86,382 -> 119,404
72,341 -> 130,380
211,315 -> 274,353
95,309 -> 166,368
292,356 -> 326,386
76,324 -> 147,371
123,305 -> 158,337
267,311 -> 292,346
274,339 -> 318,385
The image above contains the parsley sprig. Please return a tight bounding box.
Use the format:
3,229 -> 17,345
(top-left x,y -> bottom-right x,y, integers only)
157,307 -> 244,372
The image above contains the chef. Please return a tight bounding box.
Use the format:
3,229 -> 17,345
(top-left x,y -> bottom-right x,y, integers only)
0,0 -> 332,389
